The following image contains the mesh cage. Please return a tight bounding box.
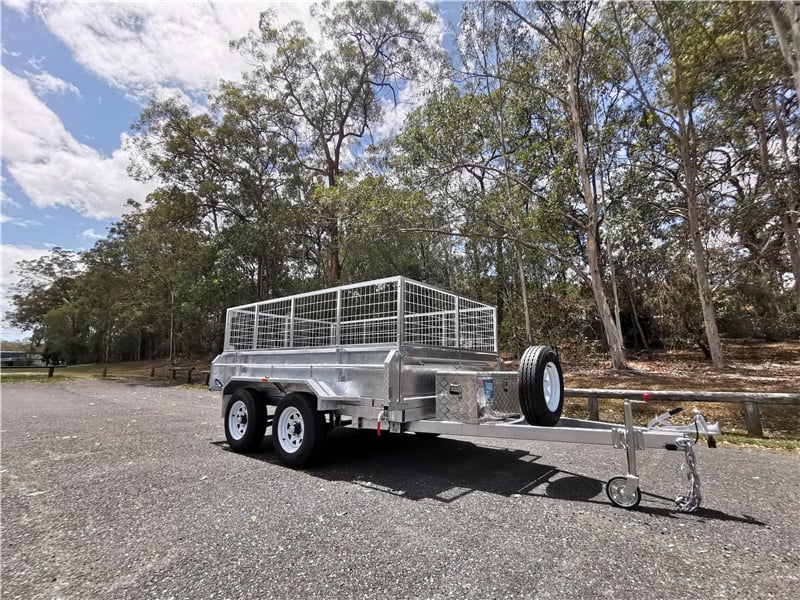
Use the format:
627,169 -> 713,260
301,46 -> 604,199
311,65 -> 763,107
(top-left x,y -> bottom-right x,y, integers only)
224,277 -> 496,352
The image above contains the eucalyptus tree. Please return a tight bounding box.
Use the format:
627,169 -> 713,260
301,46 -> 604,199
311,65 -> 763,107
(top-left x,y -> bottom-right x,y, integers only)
8,248 -> 82,361
765,1 -> 800,312
768,0 -> 800,104
486,0 -> 629,368
609,1 -> 733,367
706,2 -> 800,319
231,0 -> 445,281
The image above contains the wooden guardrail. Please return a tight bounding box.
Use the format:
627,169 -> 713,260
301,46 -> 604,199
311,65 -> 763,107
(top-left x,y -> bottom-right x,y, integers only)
147,366 -> 210,385
0,365 -> 64,378
565,388 -> 800,438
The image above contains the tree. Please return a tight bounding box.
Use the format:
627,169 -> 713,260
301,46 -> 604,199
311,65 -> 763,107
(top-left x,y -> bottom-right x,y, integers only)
766,1 -> 800,311
130,89 -> 303,301
492,1 -> 629,368
8,248 -> 81,348
231,0 -> 444,280
610,1 -> 731,367
768,0 -> 800,103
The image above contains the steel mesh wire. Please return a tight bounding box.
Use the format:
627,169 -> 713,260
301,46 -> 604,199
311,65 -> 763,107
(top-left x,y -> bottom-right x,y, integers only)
224,277 -> 496,352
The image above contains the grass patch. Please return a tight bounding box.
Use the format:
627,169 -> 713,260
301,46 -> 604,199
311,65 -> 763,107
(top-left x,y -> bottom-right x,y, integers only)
718,434 -> 800,452
1,362 -> 179,383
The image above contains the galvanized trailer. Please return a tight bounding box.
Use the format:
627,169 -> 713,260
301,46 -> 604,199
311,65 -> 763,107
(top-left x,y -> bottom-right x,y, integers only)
210,276 -> 720,511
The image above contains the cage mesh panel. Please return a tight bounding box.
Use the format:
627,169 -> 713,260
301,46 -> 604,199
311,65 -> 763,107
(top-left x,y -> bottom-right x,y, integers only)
255,299 -> 292,349
458,299 -> 496,352
340,280 -> 398,345
404,281 -> 457,347
293,291 -> 337,347
227,307 -> 256,350
224,278 -> 496,351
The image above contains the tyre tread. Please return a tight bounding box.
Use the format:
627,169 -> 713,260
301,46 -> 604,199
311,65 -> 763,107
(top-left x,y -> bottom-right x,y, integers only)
518,345 -> 564,426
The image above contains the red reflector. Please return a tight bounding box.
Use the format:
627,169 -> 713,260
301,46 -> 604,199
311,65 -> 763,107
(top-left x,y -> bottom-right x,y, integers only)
642,393 -> 651,401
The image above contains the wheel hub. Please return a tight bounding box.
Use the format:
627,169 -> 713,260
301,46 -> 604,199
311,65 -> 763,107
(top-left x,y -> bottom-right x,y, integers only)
227,400 -> 249,441
277,406 -> 305,454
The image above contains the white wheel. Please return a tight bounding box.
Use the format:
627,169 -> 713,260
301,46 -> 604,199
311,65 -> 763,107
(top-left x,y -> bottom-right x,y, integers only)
228,400 -> 248,441
606,476 -> 641,509
276,406 -> 305,454
224,389 -> 267,452
542,361 -> 562,412
518,346 -> 564,426
271,393 -> 326,467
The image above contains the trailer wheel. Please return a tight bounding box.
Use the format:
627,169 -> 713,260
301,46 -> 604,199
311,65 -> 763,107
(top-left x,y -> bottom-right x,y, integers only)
225,389 -> 268,452
272,393 -> 326,468
606,476 -> 641,509
518,345 -> 564,426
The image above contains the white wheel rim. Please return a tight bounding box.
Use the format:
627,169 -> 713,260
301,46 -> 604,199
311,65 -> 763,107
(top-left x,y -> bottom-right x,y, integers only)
542,362 -> 561,412
277,407 -> 304,454
228,400 -> 248,441
609,479 -> 637,507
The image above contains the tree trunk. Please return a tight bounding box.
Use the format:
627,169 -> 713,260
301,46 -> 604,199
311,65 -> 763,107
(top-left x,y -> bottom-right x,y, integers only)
169,289 -> 175,365
514,242 -> 532,346
629,289 -> 650,354
685,191 -> 725,367
566,55 -> 628,370
659,15 -> 728,368
768,1 -> 800,106
495,236 -> 506,327
601,177 -> 623,341
771,93 -> 800,311
329,218 -> 341,281
678,114 -> 726,368
783,212 -> 800,311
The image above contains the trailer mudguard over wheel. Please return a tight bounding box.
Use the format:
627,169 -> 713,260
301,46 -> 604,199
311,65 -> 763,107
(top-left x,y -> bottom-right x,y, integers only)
518,345 -> 564,426
225,389 -> 268,452
272,393 -> 327,468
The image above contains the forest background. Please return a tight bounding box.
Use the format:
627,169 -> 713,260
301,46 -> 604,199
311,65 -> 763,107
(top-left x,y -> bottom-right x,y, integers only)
6,1 -> 800,372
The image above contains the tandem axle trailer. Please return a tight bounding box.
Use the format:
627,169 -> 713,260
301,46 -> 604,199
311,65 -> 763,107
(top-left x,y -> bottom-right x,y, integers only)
210,276 -> 720,511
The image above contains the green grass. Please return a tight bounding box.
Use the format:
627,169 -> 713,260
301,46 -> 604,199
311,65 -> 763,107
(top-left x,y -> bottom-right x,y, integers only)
718,434 -> 800,452
0,363 -> 168,383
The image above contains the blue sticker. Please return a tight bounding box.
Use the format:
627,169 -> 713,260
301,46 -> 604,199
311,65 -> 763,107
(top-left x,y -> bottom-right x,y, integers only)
483,379 -> 494,405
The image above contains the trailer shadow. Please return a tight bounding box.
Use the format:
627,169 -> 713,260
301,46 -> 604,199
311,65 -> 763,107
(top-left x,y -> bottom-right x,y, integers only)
214,429 -> 764,526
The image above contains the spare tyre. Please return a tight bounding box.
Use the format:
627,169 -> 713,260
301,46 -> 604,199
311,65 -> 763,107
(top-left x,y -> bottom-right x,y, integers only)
518,345 -> 564,426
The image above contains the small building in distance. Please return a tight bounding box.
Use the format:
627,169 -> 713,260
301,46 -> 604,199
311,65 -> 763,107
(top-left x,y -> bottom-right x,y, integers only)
0,351 -> 44,367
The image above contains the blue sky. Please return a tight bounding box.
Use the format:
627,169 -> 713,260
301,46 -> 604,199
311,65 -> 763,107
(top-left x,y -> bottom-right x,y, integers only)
1,1 -> 455,339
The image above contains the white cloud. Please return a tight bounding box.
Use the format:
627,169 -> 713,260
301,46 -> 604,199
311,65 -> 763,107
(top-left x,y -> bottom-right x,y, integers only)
0,214 -> 43,227
33,1 -> 312,101
1,0 -> 32,16
81,228 -> 105,240
0,175 -> 22,209
1,67 -> 156,218
26,70 -> 81,97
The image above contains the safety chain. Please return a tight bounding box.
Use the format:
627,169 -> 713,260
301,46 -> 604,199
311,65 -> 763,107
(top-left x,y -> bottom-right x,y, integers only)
674,437 -> 702,512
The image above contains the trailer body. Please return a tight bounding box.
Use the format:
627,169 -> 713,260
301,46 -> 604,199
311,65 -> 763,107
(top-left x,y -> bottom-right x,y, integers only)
211,276 -> 720,511
210,277 -> 501,431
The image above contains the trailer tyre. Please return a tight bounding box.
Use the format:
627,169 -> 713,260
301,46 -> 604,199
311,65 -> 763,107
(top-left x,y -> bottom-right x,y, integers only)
606,476 -> 641,509
225,389 -> 268,452
272,393 -> 326,468
518,345 -> 564,426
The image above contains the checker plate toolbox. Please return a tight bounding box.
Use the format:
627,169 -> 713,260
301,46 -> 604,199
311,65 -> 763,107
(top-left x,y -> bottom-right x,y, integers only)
211,276 -> 721,511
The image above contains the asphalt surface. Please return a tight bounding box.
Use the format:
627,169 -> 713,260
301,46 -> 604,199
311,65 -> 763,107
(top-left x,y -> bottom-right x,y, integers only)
1,380 -> 798,600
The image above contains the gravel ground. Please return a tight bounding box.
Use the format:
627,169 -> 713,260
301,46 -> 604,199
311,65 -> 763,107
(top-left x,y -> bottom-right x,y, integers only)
1,380 -> 798,600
